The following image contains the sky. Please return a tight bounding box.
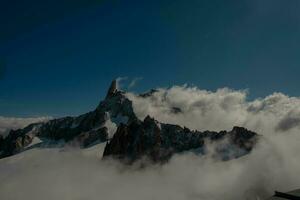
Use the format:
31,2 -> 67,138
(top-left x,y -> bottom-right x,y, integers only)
0,0 -> 300,117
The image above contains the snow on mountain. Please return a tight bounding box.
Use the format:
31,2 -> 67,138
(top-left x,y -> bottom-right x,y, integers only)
0,80 -> 258,162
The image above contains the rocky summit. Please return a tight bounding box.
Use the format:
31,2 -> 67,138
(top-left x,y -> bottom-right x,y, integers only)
0,80 -> 259,162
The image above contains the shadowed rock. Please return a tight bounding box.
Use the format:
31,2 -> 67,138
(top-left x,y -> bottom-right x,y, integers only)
103,116 -> 258,163
106,79 -> 118,99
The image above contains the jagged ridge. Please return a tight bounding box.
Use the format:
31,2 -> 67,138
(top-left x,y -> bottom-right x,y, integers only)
103,116 -> 258,162
0,80 -> 259,162
0,80 -> 137,158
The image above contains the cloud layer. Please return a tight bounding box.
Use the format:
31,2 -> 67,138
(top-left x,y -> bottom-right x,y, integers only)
1,85 -> 300,200
0,116 -> 50,137
126,85 -> 300,135
0,135 -> 299,200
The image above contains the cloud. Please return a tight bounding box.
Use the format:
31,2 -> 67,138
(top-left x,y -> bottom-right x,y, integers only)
116,77 -> 143,90
0,133 -> 300,200
126,86 -> 300,135
276,109 -> 300,132
116,77 -> 128,90
0,116 -> 50,137
1,84 -> 300,200
128,77 -> 143,89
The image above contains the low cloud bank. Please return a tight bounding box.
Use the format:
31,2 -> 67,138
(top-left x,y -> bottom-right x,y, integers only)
126,85 -> 300,135
0,135 -> 299,200
0,116 -> 50,137
1,85 -> 300,200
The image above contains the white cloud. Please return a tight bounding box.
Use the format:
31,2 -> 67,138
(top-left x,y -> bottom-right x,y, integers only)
116,77 -> 143,90
126,85 -> 300,135
0,133 -> 299,200
0,116 -> 50,137
128,77 -> 143,89
276,108 -> 300,131
116,77 -> 128,90
1,85 -> 300,200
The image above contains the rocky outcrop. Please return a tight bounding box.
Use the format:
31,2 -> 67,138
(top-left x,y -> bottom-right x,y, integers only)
0,135 -> 4,149
73,127 -> 108,148
0,123 -> 41,157
103,116 -> 166,162
103,116 -> 258,163
106,79 -> 118,99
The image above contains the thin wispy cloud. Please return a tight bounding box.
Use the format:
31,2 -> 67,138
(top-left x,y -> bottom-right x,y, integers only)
128,77 -> 143,89
116,77 -> 128,90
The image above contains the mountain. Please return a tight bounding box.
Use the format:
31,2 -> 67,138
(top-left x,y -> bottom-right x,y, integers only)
0,80 -> 259,162
0,80 -> 137,158
103,116 -> 258,163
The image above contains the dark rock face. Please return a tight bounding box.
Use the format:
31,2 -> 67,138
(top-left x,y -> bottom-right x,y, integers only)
103,116 -> 258,163
106,79 -> 118,99
0,112 -> 110,158
73,127 -> 108,148
0,123 -> 40,157
0,135 -> 3,149
103,117 -> 166,162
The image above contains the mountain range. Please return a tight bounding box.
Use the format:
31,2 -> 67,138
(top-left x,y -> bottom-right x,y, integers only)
0,80 -> 259,162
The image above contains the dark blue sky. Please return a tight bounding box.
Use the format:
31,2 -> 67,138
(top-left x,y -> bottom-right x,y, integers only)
1,0 -> 300,117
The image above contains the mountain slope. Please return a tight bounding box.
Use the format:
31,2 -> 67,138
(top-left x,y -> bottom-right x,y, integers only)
0,80 -> 137,158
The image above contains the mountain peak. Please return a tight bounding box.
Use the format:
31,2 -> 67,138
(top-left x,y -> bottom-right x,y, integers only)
106,79 -> 118,99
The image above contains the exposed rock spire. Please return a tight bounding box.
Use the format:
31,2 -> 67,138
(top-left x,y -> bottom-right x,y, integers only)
106,79 -> 118,99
